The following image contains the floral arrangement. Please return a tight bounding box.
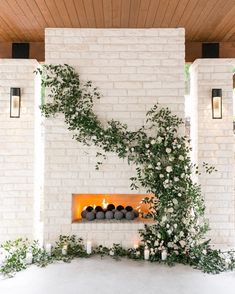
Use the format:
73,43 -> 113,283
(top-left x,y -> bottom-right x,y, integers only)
2,63 -> 233,277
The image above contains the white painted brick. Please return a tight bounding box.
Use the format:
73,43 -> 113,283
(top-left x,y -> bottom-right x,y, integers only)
42,28 -> 185,245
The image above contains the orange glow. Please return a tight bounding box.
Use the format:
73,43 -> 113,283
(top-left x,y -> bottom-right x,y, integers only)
72,194 -> 152,222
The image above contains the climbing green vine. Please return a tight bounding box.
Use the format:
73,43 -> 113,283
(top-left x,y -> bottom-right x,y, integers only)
1,64 -> 235,277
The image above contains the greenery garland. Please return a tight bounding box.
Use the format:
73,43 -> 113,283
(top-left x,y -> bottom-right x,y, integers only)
1,64 -> 234,277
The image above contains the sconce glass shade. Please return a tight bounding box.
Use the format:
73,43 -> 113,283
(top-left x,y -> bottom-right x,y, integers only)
212,88 -> 222,119
10,87 -> 21,118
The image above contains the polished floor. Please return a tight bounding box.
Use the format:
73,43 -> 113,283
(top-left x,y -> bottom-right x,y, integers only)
0,257 -> 235,294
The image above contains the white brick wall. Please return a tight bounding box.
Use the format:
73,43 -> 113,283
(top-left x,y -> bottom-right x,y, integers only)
190,59 -> 235,247
0,59 -> 40,243
44,28 -> 185,246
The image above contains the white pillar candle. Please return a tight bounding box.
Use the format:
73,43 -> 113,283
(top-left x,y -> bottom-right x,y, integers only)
45,243 -> 52,256
144,247 -> 150,260
62,245 -> 68,256
86,241 -> 92,254
25,252 -> 33,264
161,249 -> 167,261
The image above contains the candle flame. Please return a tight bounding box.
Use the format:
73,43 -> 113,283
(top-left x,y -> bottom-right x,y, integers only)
102,198 -> 109,209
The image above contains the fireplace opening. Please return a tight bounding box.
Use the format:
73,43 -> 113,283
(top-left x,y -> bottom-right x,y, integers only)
72,194 -> 152,222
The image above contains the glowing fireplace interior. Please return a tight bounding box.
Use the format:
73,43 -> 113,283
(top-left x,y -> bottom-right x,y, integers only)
72,194 -> 151,222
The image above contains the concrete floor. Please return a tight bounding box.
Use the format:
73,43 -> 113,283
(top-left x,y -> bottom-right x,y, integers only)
0,257 -> 235,294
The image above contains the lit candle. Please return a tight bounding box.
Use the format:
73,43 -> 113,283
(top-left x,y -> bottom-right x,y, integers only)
25,251 -> 33,264
86,241 -> 92,254
62,245 -> 68,256
144,247 -> 150,260
45,243 -> 52,256
161,249 -> 167,261
134,242 -> 139,249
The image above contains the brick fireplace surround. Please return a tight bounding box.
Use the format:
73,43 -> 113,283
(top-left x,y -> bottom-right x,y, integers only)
0,28 -> 234,248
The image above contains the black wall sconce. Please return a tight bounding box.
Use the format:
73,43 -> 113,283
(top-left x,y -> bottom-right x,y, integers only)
10,87 -> 21,118
212,88 -> 222,119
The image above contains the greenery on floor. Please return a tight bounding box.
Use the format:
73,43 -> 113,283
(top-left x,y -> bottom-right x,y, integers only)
1,64 -> 234,277
1,235 -> 235,277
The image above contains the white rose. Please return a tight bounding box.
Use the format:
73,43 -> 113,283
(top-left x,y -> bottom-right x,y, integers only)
148,164 -> 152,168
179,240 -> 186,248
157,137 -> 162,143
181,173 -> 185,178
131,147 -> 134,152
178,193 -> 182,197
202,250 -> 207,255
162,215 -> 167,222
154,240 -> 159,246
179,155 -> 184,161
151,139 -> 155,145
168,207 -> 174,213
109,250 -> 114,256
167,242 -> 173,248
166,166 -> 172,173
145,144 -> 149,148
160,174 -> 164,178
167,230 -> 172,235
174,177 -> 179,182
166,148 -> 171,153
172,198 -> 178,205
174,224 -> 177,229
179,231 -> 184,237
157,162 -> 161,166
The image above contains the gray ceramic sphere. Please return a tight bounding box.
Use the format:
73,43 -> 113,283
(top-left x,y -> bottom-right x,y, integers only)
121,209 -> 127,216
86,211 -> 95,221
114,211 -> 124,220
105,210 -> 114,219
96,211 -> 105,220
81,210 -> 87,219
125,211 -> 135,220
133,210 -> 139,218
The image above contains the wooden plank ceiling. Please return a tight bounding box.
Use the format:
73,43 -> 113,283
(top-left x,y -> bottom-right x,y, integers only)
0,0 -> 235,43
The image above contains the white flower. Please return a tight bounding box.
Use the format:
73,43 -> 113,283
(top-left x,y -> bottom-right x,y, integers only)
166,224 -> 170,229
174,177 -> 179,182
181,173 -> 185,178
157,162 -> 161,166
225,258 -> 231,265
148,164 -> 152,168
166,148 -> 171,153
157,233 -> 161,239
109,250 -> 114,256
156,166 -> 161,170
154,240 -> 159,246
167,230 -> 172,235
179,240 -> 186,248
179,155 -> 184,161
131,147 -> 134,152
145,144 -> 150,148
166,166 -> 172,173
172,198 -> 178,205
202,250 -> 207,255
173,224 -> 177,229
179,231 -> 184,237
157,137 -> 162,143
169,156 -> 174,162
164,179 -> 169,184
162,216 -> 167,222
167,242 -> 173,248
150,248 -> 154,254
178,193 -> 182,197
125,147 -> 129,151
168,207 -> 174,213
151,139 -> 155,145
160,174 -> 164,178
